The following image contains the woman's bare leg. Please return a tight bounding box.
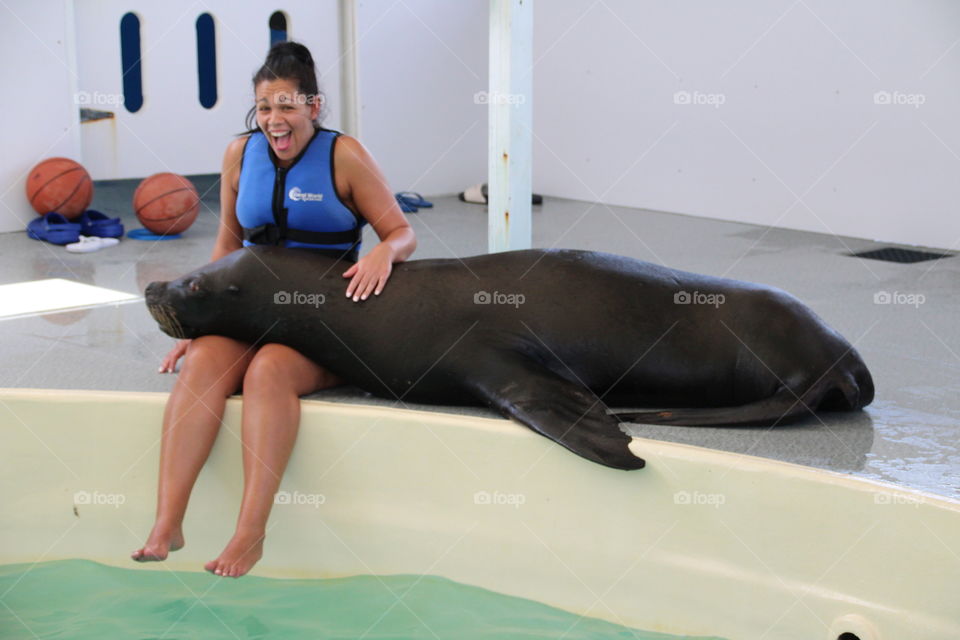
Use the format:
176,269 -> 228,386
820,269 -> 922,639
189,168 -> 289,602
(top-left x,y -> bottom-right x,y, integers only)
204,343 -> 341,577
132,335 -> 257,561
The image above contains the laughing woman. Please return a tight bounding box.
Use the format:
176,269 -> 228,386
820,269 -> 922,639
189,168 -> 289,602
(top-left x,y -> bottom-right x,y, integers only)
132,41 -> 416,577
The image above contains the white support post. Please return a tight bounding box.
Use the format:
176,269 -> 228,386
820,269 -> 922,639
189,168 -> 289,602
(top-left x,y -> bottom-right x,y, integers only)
488,0 -> 533,253
338,0 -> 361,138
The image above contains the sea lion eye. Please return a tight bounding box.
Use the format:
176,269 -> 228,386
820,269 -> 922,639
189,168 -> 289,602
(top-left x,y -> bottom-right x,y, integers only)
188,278 -> 201,293
226,285 -> 240,294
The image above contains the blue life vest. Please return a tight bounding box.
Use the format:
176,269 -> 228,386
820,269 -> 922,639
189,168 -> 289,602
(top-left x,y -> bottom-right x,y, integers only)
236,128 -> 363,261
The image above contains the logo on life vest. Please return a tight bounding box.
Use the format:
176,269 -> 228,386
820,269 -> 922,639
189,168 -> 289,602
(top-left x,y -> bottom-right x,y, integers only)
288,186 -> 324,202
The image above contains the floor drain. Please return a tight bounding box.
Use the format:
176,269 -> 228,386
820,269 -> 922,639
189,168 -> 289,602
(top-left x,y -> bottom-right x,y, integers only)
848,247 -> 953,263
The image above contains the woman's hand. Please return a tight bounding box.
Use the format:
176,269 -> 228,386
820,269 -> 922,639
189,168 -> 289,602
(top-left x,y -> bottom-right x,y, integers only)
159,339 -> 191,373
342,243 -> 394,301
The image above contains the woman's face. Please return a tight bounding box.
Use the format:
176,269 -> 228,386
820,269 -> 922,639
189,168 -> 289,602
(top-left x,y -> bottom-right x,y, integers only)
254,78 -> 320,162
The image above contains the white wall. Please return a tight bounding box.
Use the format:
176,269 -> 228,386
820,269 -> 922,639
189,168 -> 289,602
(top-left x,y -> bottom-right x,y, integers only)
0,0 -> 82,233
533,0 -> 960,250
72,0 -> 341,180
357,0 -> 487,195
5,1 -> 958,249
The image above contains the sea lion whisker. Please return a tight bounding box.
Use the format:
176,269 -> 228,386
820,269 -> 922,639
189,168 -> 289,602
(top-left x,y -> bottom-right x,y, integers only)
167,306 -> 186,339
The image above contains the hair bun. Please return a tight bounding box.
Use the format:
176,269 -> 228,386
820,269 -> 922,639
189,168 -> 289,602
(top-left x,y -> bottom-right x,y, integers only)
266,41 -> 315,71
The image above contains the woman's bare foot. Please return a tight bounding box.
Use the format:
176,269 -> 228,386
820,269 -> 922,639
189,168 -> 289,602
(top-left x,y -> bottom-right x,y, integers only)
131,523 -> 185,562
204,529 -> 264,578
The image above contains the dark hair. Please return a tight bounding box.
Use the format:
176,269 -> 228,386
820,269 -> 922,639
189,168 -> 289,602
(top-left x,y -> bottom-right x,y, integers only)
243,41 -> 327,133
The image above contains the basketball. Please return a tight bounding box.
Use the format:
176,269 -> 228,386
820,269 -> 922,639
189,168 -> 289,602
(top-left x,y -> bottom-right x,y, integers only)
133,173 -> 200,235
25,157 -> 93,219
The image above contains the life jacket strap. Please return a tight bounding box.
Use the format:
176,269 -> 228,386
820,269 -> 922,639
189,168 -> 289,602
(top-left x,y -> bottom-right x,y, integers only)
243,223 -> 361,247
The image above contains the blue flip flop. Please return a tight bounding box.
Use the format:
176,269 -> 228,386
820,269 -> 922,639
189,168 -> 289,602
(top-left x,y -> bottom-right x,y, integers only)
395,194 -> 418,213
396,192 -> 433,209
78,209 -> 124,238
26,213 -> 81,245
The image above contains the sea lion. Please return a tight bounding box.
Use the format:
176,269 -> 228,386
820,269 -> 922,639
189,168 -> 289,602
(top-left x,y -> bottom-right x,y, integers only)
145,246 -> 874,471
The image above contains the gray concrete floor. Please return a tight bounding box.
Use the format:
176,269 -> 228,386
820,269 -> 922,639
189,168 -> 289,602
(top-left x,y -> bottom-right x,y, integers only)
2,176 -> 958,499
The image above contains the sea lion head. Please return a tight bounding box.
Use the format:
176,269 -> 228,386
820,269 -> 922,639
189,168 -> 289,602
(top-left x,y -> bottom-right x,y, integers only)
145,260 -> 245,340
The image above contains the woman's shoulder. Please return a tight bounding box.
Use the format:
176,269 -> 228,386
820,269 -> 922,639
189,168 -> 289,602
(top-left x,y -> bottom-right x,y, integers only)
222,135 -> 253,183
330,131 -> 358,147
223,134 -> 256,167
332,134 -> 372,170
226,133 -> 254,157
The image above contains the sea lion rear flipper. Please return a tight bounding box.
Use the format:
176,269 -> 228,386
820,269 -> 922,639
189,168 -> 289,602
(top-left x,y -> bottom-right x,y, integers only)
465,356 -> 645,470
609,387 -> 811,426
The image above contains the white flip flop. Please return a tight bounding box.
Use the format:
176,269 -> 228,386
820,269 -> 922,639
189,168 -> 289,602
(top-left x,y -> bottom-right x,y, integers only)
66,236 -> 121,253
458,183 -> 543,205
458,183 -> 487,204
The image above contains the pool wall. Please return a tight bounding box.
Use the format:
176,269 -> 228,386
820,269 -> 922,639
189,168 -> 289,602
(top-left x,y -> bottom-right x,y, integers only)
2,388 -> 957,640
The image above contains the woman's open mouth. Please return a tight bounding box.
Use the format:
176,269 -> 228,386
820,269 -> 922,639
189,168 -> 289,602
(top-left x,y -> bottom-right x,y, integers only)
270,130 -> 292,152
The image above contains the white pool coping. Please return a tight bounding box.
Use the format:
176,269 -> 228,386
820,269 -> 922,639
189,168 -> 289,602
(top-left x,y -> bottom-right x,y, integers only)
1,388 -> 957,640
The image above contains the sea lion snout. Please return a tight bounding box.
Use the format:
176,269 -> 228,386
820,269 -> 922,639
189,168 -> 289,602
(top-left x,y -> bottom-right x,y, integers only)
145,280 -> 191,339
144,280 -> 165,303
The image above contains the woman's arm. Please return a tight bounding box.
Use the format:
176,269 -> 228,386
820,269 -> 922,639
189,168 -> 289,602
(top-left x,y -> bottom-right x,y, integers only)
210,136 -> 248,262
335,135 -> 417,301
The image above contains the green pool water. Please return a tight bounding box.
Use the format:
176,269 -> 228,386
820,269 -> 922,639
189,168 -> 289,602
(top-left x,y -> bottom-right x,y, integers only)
0,559 -> 723,639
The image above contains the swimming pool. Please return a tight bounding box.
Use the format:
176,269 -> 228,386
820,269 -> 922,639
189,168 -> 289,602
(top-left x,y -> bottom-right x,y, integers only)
1,388 -> 957,639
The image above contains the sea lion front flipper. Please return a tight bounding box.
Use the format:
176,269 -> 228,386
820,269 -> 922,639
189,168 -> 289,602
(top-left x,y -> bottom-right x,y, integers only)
463,355 -> 645,470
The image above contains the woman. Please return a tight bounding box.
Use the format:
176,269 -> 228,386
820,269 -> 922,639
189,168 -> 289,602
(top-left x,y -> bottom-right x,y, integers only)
131,42 -> 416,577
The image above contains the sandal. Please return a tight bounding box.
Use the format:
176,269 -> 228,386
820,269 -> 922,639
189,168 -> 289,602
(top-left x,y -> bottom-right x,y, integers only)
458,183 -> 543,205
395,194 -> 419,213
66,235 -> 121,253
396,192 -> 433,209
78,209 -> 124,238
26,213 -> 81,245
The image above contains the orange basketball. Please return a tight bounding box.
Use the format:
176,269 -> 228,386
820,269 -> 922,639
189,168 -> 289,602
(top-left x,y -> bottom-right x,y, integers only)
133,173 -> 200,235
26,157 -> 93,219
